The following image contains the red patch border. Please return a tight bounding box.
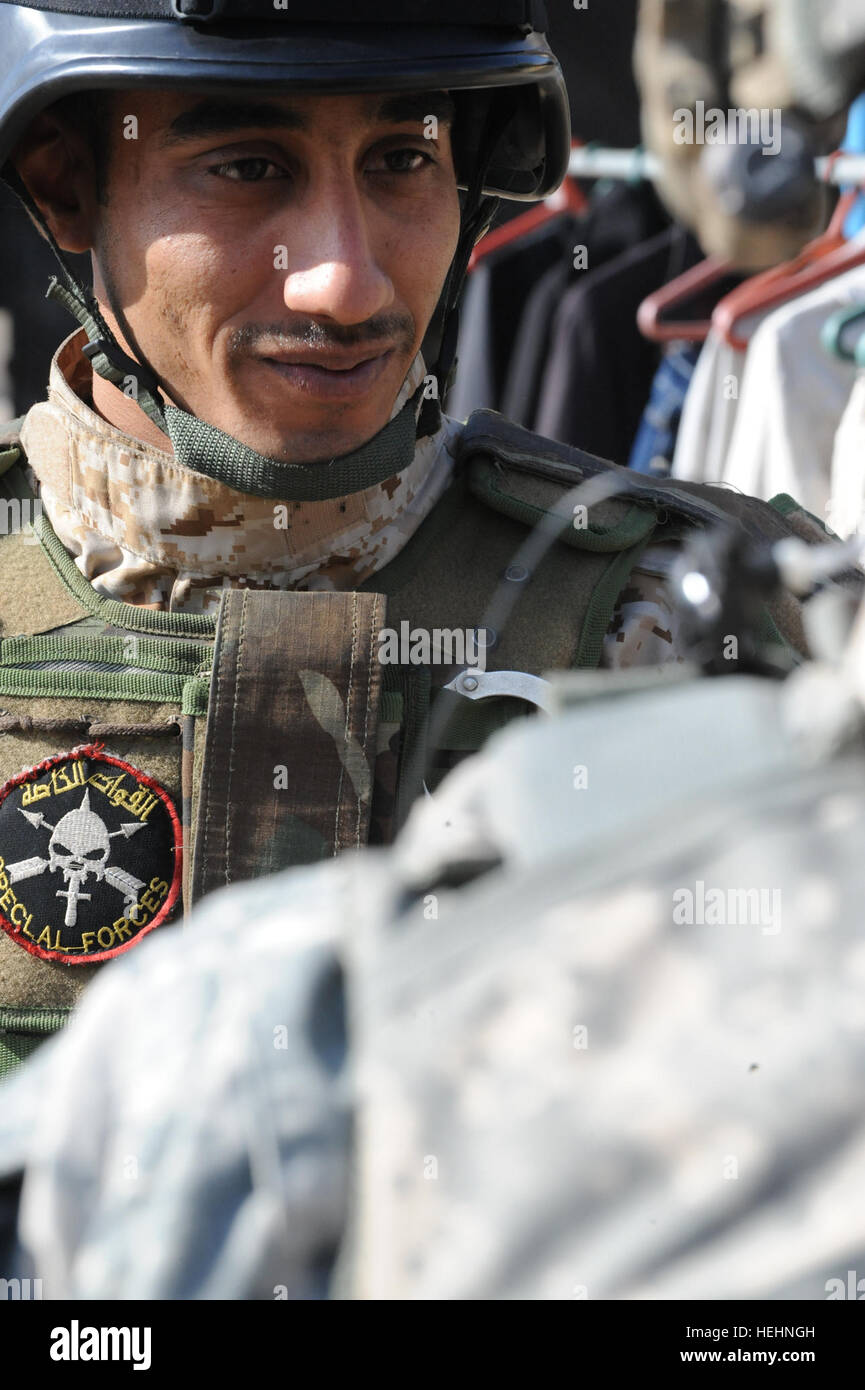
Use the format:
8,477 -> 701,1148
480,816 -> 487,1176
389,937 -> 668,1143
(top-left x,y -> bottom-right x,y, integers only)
0,741 -> 182,965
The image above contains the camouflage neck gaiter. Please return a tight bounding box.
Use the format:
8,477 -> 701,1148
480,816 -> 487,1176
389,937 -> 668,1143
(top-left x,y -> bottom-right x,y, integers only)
20,330 -> 460,614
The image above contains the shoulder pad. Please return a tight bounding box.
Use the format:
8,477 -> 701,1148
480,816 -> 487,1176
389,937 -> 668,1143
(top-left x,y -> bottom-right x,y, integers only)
458,410 -> 658,552
458,408 -> 621,487
456,409 -> 776,537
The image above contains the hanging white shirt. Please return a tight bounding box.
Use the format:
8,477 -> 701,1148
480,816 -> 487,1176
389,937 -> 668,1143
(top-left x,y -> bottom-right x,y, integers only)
721,259 -> 865,517
671,314 -> 764,484
828,370 -> 865,539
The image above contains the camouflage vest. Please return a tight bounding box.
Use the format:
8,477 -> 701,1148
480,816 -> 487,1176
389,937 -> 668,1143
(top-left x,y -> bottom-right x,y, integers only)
0,408 -> 835,1072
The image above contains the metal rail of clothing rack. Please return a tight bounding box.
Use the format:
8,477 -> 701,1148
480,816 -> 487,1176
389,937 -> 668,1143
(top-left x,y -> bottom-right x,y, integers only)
567,146 -> 865,187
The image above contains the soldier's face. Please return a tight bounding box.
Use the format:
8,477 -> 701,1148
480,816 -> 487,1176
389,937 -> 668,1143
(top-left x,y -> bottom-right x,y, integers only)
89,89 -> 461,461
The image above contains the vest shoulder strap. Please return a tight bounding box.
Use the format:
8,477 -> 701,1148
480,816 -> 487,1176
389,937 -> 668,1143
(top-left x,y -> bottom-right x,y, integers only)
456,409 -> 865,659
457,409 -> 659,553
457,408 -> 845,551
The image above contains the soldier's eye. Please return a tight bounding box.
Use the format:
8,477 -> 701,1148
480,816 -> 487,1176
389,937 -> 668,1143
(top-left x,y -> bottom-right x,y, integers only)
209,157 -> 288,182
84,848 -> 105,859
375,148 -> 435,175
53,842 -> 72,856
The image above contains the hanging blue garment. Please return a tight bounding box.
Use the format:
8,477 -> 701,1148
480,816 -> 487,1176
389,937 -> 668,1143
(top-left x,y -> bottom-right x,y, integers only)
842,93 -> 865,241
627,340 -> 701,476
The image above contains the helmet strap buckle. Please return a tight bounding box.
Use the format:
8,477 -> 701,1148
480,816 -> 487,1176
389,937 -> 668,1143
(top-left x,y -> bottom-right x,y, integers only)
170,0 -> 229,23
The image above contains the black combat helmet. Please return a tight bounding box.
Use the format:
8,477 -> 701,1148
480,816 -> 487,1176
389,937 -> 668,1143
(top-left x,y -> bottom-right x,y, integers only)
0,0 -> 569,198
0,0 -> 570,475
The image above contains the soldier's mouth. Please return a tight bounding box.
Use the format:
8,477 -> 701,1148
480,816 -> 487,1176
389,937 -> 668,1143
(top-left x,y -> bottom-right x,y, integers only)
258,350 -> 394,399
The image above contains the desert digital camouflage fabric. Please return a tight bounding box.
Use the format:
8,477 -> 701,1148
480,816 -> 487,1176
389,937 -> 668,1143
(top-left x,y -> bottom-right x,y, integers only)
21,333 -> 456,611
1,660 -> 864,1299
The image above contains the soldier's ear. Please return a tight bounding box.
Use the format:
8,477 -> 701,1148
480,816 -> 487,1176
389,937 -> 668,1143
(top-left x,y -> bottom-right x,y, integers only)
11,109 -> 100,255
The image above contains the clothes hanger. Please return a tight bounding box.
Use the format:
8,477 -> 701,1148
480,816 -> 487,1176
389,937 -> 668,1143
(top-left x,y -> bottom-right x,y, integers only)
468,143 -> 587,271
639,118 -> 862,348
820,302 -> 865,360
636,255 -> 739,343
714,97 -> 865,350
711,188 -> 865,350
707,115 -> 865,354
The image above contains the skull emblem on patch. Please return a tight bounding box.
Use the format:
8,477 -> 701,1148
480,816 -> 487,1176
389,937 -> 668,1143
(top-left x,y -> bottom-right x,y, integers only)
0,743 -> 181,963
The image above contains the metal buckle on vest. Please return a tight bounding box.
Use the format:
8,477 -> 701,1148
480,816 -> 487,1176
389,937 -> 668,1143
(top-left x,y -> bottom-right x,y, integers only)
443,668 -> 553,714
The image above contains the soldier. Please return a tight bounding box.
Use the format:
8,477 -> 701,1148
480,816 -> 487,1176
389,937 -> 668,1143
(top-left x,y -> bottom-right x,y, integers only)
3,564 -> 865,1299
0,0 -> 843,1073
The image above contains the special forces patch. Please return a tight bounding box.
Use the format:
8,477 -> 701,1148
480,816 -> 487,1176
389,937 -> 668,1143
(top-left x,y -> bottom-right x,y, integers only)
0,743 -> 181,964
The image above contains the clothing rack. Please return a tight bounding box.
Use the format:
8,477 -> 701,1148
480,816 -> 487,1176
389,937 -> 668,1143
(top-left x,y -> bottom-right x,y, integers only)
567,145 -> 865,189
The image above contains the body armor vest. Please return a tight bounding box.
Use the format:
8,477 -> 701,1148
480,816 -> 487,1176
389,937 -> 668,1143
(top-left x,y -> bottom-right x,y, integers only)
0,407 -> 841,1072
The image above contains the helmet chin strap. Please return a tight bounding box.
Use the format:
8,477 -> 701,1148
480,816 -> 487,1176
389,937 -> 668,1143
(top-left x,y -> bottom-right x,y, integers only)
422,90 -> 521,392
4,165 -> 169,429
427,189 -> 499,395
4,96 -> 509,493
46,258 -> 444,499
46,277 -> 168,426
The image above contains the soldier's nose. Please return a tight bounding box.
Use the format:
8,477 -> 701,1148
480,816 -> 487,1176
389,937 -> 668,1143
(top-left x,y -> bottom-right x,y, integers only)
283,259 -> 394,328
280,199 -> 394,327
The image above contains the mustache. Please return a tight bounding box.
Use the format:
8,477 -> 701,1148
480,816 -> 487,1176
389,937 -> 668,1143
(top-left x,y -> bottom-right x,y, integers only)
227,315 -> 416,357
